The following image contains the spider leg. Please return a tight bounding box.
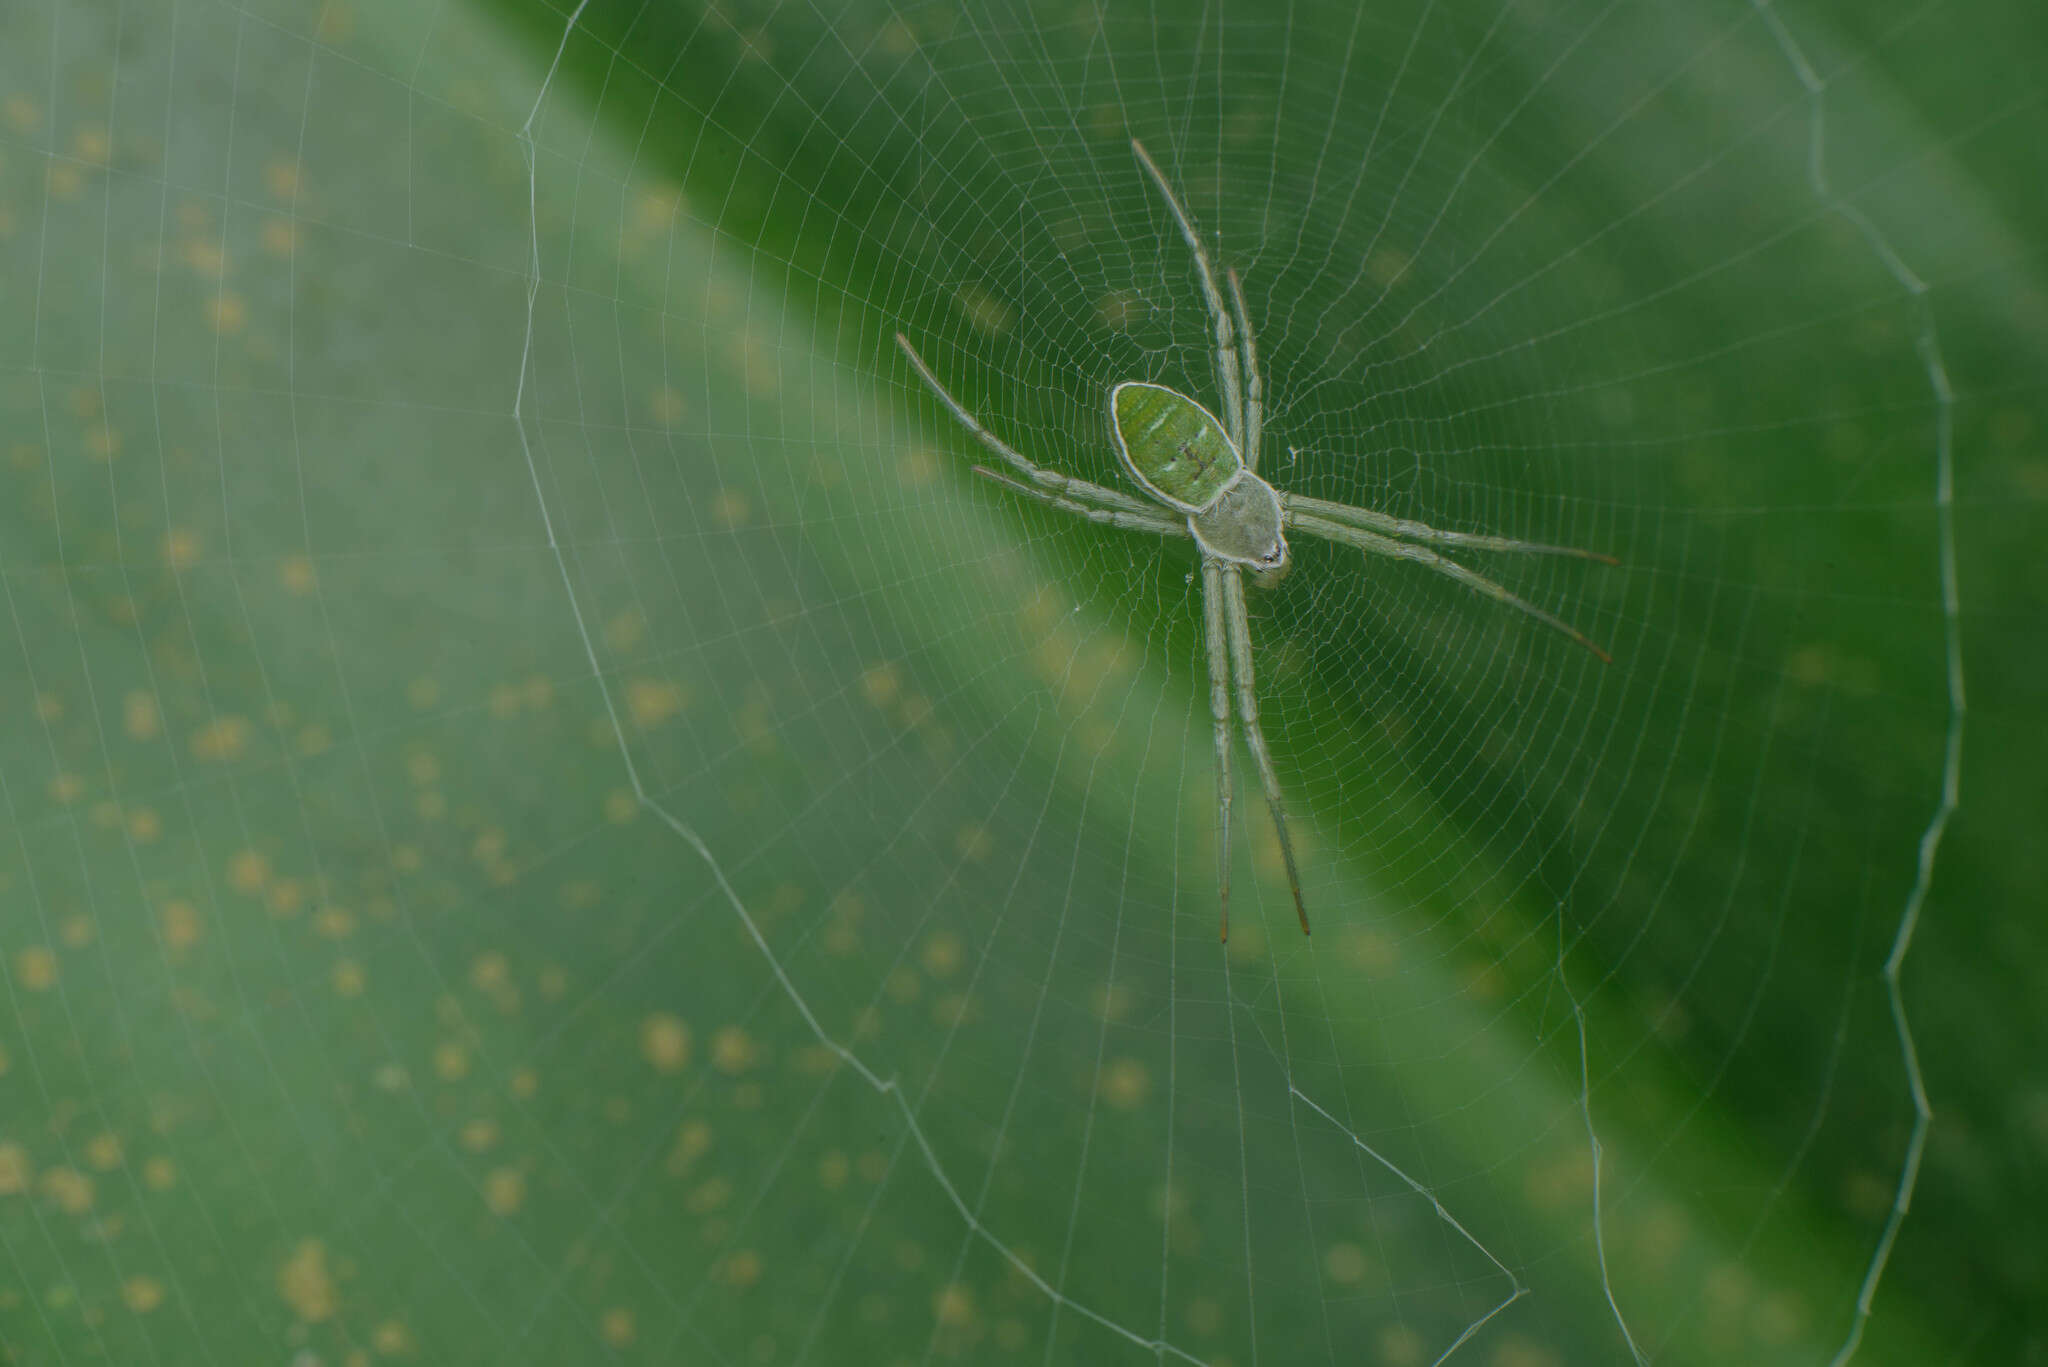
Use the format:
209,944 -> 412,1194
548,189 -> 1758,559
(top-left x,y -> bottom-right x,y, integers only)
1200,557 -> 1235,942
1284,493 -> 1618,564
896,333 -> 1157,517
1220,564 -> 1312,936
970,466 -> 1190,538
1291,511 -> 1613,663
1130,139 -> 1245,451
1227,268 -> 1263,474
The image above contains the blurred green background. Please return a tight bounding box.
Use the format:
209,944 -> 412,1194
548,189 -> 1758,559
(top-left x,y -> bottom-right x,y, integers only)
2,0 -> 2043,1364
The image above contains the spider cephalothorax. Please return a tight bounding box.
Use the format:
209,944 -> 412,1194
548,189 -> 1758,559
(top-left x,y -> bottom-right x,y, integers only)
898,139 -> 1613,940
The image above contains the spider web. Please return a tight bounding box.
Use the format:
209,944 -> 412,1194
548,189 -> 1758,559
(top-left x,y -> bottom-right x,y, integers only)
5,0 -> 2042,1363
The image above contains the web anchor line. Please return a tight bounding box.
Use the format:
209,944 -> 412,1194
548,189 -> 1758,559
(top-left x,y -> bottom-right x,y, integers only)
1556,925 -> 1648,1365
1282,1085 -> 1529,1367
1751,8 -> 1961,1367
512,8 -> 1208,1364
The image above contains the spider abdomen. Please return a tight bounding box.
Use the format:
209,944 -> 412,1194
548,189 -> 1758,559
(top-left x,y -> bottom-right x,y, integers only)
1109,380 -> 1241,513
1109,379 -> 1288,577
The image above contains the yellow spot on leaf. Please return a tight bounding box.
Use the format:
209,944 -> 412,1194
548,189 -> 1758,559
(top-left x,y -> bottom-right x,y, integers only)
604,790 -> 638,824
710,1026 -> 758,1074
722,1249 -> 762,1289
279,556 -> 316,594
1101,1057 -> 1149,1110
315,2 -> 353,42
181,239 -> 225,276
267,878 -> 304,917
687,1176 -> 731,1214
190,715 -> 250,762
0,1143 -> 30,1194
332,960 -> 365,997
277,1239 -> 337,1323
713,488 -> 751,528
600,1306 -> 635,1347
226,848 -> 269,893
84,1133 -> 123,1171
434,1041 -> 469,1081
641,1013 -> 692,1072
121,691 -> 160,740
42,1166 -> 93,1213
920,932 -> 962,978
122,1276 -> 163,1314
604,608 -> 644,652
860,664 -> 899,707
1377,1323 -> 1425,1367
933,1284 -> 977,1327
665,1120 -> 711,1175
1097,288 -> 1140,331
14,947 -> 57,991
71,126 -> 110,164
161,900 -> 201,951
627,677 -> 688,728
208,293 -> 245,334
260,217 -> 296,255
483,1166 -> 524,1216
955,285 -> 1012,336
372,1319 -> 413,1354
1323,1242 -> 1370,1284
143,1156 -> 176,1190
84,423 -> 121,460
649,386 -> 686,425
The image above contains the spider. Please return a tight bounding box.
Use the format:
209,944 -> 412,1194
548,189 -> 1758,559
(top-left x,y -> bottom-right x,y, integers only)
896,138 -> 1614,941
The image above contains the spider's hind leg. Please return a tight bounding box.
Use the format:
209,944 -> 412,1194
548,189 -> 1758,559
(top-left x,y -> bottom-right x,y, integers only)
1201,558 -> 1236,941
1219,564 -> 1311,936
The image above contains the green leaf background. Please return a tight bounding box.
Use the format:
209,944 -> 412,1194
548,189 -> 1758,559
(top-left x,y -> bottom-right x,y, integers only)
2,1 -> 2042,1364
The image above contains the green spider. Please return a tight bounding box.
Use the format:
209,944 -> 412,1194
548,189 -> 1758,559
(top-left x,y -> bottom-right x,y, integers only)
897,138 -> 1614,941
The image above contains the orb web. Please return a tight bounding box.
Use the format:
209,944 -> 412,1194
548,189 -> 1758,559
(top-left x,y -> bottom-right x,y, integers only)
2,0 -> 2016,1364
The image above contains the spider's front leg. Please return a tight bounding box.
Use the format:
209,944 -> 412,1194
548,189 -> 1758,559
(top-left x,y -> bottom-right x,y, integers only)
895,333 -> 1156,518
